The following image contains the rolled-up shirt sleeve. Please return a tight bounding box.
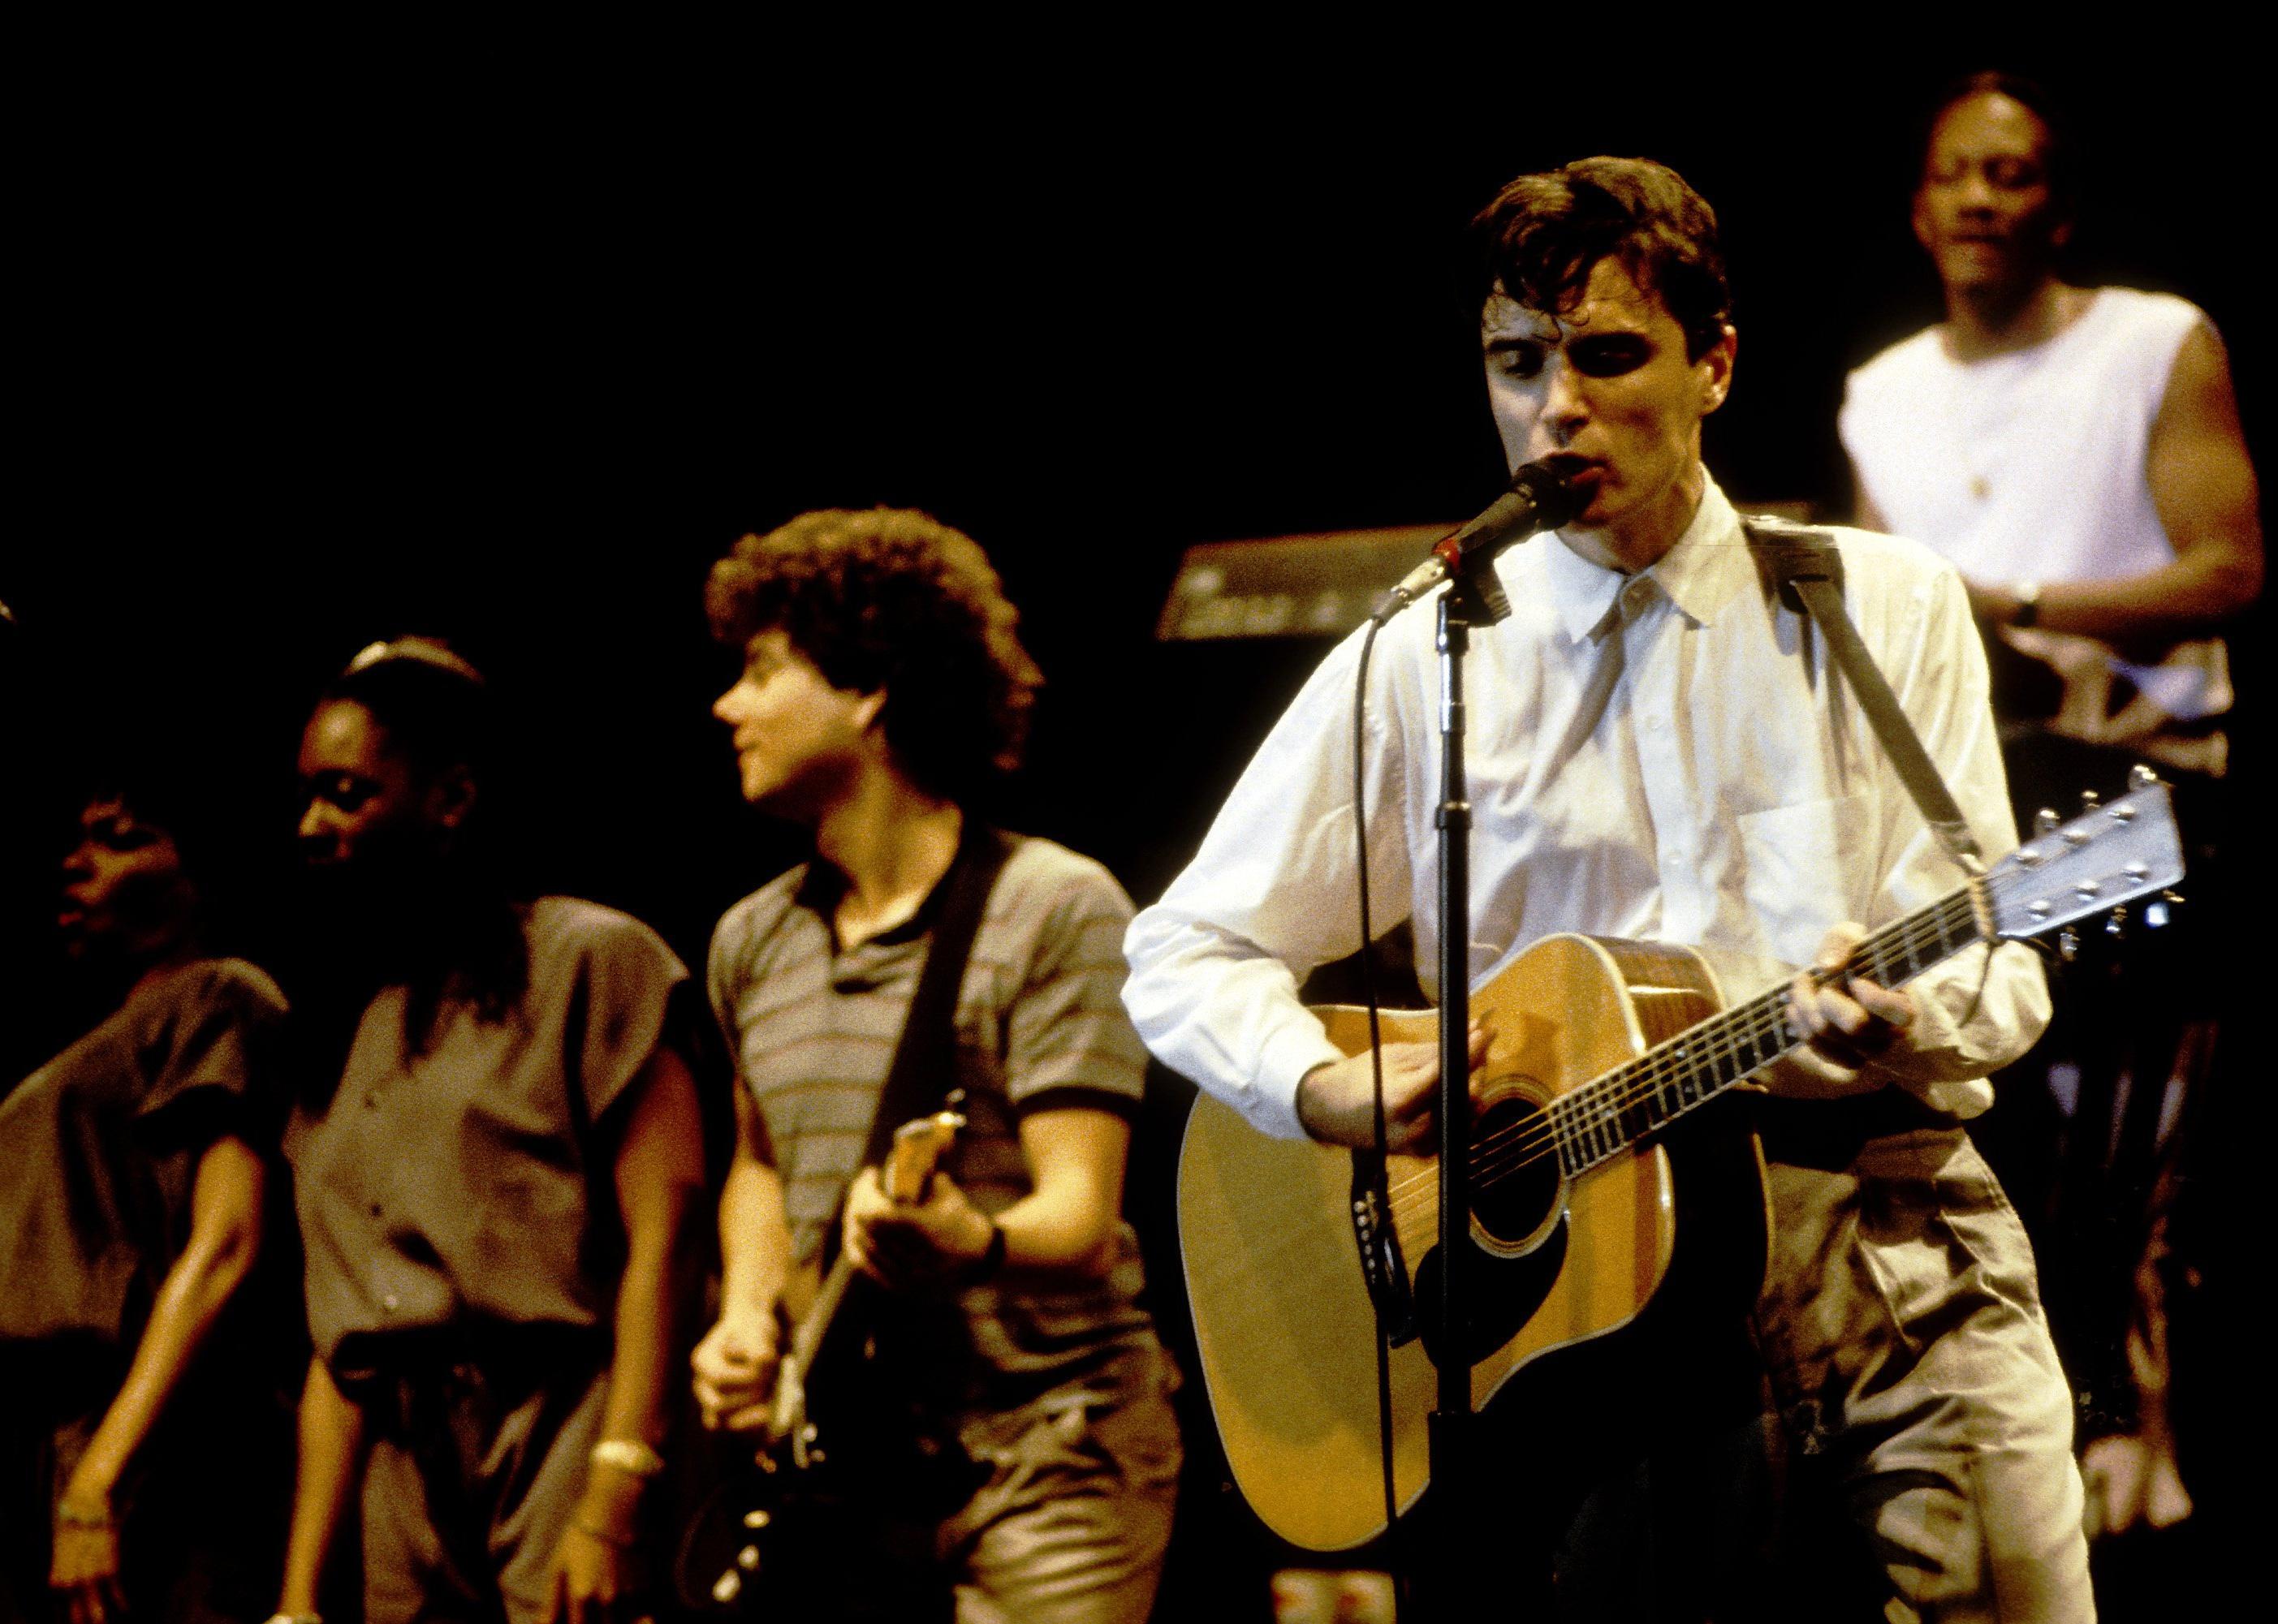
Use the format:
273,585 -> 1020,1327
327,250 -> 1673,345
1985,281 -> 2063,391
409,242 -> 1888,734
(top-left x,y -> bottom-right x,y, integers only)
1124,626 -> 1415,1141
1855,562 -> 2051,1115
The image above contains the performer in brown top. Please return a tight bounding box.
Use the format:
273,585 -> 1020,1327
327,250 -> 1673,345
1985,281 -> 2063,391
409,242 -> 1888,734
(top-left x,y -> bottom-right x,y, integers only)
271,640 -> 707,1624
2,765 -> 296,1624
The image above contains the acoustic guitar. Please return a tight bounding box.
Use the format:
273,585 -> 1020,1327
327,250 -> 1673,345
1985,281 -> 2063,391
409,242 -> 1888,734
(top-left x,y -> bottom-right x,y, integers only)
1177,778 -> 2184,1551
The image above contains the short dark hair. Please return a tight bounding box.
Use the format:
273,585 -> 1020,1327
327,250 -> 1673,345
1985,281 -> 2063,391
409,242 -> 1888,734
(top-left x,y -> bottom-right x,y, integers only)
1470,157 -> 1732,362
705,508 -> 1043,806
320,637 -> 493,784
1921,71 -> 2076,215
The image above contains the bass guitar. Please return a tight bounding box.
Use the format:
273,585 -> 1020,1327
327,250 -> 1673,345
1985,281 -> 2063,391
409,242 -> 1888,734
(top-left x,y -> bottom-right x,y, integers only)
677,1102 -> 970,1612
1176,778 -> 2184,1551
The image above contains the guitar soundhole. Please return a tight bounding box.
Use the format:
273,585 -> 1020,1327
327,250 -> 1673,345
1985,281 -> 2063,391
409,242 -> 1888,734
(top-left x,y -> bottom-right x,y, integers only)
1469,1085 -> 1562,1252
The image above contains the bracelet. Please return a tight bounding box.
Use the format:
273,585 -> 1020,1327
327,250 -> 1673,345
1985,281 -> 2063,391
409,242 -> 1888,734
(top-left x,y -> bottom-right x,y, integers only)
55,1501 -> 113,1531
589,1437 -> 666,1479
962,1221 -> 1007,1286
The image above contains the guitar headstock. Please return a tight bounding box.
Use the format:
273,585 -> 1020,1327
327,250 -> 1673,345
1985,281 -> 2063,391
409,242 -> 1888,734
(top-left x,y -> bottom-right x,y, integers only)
881,1098 -> 967,1203
1986,773 -> 2185,943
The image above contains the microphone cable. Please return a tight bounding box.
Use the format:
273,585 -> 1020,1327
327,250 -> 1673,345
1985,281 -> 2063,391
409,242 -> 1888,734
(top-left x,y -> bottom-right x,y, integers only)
1351,613 -> 1409,1617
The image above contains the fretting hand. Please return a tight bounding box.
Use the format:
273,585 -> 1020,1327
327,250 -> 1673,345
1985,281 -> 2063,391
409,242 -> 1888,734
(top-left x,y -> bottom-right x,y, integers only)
1773,922 -> 1918,1098
843,1165 -> 994,1290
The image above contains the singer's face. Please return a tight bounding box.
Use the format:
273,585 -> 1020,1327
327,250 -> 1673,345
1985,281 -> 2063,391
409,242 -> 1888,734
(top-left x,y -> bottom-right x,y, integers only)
1481,258 -> 1732,571
712,630 -> 881,821
1913,92 -> 2065,296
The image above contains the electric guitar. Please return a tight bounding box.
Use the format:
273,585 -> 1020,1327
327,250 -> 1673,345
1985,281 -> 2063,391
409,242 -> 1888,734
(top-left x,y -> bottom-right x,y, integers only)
677,1103 -> 971,1613
1176,778 -> 2185,1552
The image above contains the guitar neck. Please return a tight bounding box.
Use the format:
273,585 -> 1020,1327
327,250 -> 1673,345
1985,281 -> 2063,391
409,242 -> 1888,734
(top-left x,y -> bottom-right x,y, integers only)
792,1254 -> 861,1373
1542,885 -> 1983,1176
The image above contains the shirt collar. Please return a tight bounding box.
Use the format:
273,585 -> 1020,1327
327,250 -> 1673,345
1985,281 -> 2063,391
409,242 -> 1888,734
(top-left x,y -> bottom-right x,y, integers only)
1646,476 -> 1752,628
1538,472 -> 1751,644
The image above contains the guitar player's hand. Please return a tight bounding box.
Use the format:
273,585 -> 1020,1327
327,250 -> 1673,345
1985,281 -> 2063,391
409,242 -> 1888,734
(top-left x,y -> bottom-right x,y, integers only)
1296,1022 -> 1492,1152
691,1307 -> 780,1432
843,1163 -> 994,1291
1771,921 -> 1918,1098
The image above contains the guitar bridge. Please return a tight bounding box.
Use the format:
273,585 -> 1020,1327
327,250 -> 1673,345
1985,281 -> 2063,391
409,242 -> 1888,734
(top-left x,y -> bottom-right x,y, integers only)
1348,1161 -> 1418,1346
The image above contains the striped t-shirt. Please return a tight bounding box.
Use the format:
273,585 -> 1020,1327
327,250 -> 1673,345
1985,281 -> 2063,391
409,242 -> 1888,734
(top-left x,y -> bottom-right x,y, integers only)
707,834 -> 1157,1402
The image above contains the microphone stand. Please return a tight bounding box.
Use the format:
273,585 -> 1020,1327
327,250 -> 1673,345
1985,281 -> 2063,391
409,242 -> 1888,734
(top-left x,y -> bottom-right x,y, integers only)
1425,556 -> 1508,1618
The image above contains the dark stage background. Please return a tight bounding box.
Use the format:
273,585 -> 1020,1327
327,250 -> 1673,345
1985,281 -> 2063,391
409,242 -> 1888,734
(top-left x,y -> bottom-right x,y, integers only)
5,45 -> 2266,1613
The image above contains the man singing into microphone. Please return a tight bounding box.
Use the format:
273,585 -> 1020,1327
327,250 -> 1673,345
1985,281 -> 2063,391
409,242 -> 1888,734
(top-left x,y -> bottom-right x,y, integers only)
1124,158 -> 2090,1619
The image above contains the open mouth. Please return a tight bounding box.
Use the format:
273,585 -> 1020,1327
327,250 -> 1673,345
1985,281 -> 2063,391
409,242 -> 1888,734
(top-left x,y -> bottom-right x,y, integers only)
1543,455 -> 1607,503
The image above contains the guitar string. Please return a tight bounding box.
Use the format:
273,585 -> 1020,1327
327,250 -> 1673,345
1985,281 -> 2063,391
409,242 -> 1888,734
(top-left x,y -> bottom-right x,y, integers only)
1375,898 -> 1974,1238
1372,891 -> 1981,1230
1452,893 -> 1977,1191
1430,892 -> 1974,1187
1376,891 -> 1980,1229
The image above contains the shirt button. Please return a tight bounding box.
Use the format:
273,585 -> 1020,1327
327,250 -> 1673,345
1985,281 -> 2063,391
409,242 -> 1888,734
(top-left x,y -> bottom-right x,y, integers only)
382,1293 -> 399,1312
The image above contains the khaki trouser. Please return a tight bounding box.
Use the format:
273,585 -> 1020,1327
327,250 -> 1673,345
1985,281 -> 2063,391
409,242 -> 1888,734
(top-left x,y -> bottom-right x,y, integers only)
940,1342 -> 1184,1624
1754,1128 -> 2095,1623
359,1349 -> 609,1624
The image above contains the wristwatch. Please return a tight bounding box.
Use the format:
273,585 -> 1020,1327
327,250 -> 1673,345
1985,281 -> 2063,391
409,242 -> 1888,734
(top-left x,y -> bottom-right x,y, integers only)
960,1221 -> 1008,1286
2011,579 -> 2043,629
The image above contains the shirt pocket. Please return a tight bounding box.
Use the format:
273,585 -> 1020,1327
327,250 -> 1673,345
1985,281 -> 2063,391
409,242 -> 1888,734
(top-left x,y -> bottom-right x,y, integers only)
1734,794 -> 1870,970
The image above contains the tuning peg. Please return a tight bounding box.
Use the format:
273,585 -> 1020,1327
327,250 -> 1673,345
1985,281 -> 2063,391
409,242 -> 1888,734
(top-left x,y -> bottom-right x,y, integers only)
2057,926 -> 2080,963
713,1571 -> 744,1605
2079,789 -> 2101,811
737,1544 -> 762,1571
2105,907 -> 2128,940
2034,808 -> 2061,836
2129,764 -> 2159,790
2144,890 -> 2182,929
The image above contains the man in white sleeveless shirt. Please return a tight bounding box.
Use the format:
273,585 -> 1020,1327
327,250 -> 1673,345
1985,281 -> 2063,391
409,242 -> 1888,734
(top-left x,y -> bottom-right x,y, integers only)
1844,74 -> 2264,1570
1840,73 -> 2263,778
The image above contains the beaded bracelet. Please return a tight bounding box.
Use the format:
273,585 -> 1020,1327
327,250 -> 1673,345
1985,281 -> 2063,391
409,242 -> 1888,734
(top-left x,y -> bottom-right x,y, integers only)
589,1437 -> 666,1479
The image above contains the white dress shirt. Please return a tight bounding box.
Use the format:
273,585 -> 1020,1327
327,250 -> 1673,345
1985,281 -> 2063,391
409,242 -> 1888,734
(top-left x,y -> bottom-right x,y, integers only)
1124,476 -> 2049,1141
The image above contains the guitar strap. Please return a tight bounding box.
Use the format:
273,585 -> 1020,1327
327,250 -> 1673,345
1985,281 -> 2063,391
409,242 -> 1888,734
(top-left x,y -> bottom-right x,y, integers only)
1742,515 -> 1985,874
856,819 -> 1014,1191
671,825 -> 1012,1616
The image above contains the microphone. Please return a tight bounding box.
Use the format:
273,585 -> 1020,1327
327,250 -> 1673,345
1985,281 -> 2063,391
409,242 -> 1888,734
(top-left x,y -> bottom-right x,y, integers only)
1369,458 -> 1587,625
